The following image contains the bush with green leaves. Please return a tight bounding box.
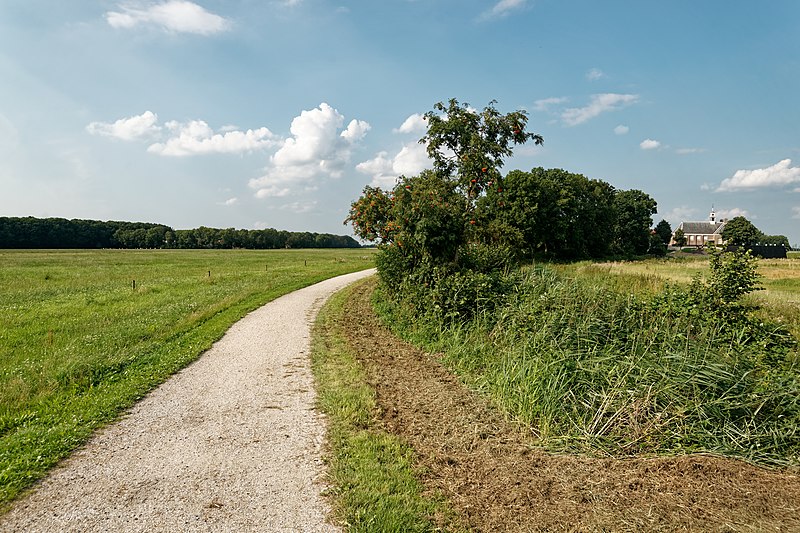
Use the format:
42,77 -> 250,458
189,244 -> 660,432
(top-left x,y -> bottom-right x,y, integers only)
346,99 -> 543,317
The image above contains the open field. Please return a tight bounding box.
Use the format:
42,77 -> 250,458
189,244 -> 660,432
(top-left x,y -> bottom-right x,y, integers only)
575,256 -> 800,337
0,248 -> 374,507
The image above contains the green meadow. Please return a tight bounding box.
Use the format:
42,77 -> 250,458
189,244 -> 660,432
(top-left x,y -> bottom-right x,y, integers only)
0,248 -> 373,507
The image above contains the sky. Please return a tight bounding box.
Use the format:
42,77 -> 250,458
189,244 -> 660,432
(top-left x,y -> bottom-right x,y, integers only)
1,1 -> 799,246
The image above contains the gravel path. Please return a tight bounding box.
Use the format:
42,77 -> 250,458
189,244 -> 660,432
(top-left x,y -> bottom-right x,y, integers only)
1,268 -> 376,533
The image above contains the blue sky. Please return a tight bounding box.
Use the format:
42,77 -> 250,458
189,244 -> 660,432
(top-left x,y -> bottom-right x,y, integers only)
2,1 -> 799,245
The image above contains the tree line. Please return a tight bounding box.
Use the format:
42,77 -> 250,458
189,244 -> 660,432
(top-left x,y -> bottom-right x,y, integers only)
0,217 -> 361,249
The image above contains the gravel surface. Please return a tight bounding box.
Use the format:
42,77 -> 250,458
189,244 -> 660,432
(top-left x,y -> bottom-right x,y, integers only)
0,268 -> 375,533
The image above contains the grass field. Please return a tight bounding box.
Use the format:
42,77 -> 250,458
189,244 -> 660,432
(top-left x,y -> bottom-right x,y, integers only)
0,248 -> 374,507
575,255 -> 800,337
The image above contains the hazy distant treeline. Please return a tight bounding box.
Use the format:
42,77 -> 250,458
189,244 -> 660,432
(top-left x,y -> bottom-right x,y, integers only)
0,217 -> 361,249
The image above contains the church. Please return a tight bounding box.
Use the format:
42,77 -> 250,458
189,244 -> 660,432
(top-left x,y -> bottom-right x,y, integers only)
672,208 -> 727,247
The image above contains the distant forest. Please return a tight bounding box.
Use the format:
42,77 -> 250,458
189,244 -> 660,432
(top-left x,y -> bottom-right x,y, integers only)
0,217 -> 361,249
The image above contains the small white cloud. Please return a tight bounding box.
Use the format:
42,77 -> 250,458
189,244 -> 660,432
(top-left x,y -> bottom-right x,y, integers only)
394,113 -> 427,134
254,185 -> 291,198
717,159 -> 800,191
614,125 -> 629,135
280,201 -> 318,214
562,93 -> 639,126
533,97 -> 568,113
357,142 -> 430,189
106,1 -> 230,35
675,147 -> 707,155
147,120 -> 278,156
640,139 -> 661,150
340,119 -> 371,142
586,68 -> 604,81
480,0 -> 528,20
219,197 -> 238,206
86,111 -> 161,141
662,206 -> 698,225
717,207 -> 751,220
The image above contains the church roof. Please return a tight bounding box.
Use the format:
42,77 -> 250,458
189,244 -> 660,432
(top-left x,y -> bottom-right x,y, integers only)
679,221 -> 726,235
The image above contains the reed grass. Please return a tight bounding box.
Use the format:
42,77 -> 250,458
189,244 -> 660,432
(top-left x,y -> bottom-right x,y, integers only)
376,262 -> 800,466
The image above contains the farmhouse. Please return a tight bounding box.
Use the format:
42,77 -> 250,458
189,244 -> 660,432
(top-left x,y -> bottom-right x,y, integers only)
673,209 -> 727,247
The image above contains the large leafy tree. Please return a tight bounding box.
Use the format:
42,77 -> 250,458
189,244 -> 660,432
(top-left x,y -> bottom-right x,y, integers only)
348,99 -> 544,273
722,216 -> 763,247
421,98 -> 543,209
612,189 -> 658,257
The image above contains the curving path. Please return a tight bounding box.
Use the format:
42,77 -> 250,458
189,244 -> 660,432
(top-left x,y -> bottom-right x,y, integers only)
0,268 -> 376,533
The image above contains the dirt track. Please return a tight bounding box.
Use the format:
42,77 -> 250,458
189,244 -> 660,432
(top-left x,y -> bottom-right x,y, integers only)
0,269 -> 375,533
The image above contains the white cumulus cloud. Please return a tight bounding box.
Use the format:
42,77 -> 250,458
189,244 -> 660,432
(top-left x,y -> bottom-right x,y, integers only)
106,1 -> 230,35
357,142 -> 430,189
86,111 -> 161,140
717,159 -> 800,191
249,103 -> 369,198
148,120 -> 278,156
562,93 -> 639,126
340,119 -> 371,142
614,125 -> 629,135
640,139 -> 661,150
394,113 -> 427,134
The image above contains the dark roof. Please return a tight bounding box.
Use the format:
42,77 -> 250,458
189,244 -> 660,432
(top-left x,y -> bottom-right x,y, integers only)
679,221 -> 725,235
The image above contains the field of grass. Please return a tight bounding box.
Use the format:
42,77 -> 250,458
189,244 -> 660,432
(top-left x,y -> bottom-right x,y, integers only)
575,256 -> 800,337
0,248 -> 374,507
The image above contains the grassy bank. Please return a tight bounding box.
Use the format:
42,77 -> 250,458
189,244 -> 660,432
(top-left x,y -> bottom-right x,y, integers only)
311,279 -> 446,532
375,258 -> 800,466
0,248 -> 373,507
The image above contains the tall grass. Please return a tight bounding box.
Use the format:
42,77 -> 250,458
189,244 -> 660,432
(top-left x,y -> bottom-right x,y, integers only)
0,248 -> 374,506
377,263 -> 800,466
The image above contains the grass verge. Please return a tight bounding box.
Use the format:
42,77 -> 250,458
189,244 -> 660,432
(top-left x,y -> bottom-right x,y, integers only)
0,248 -> 374,509
311,278 -> 448,532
